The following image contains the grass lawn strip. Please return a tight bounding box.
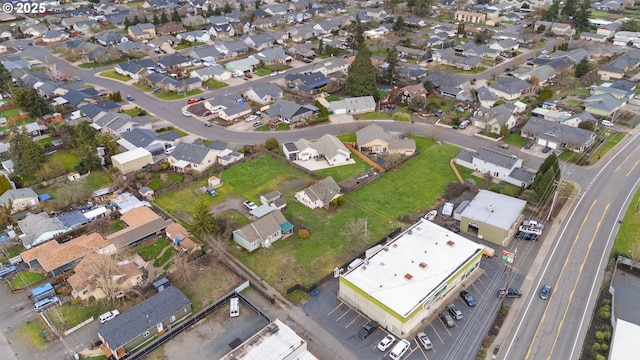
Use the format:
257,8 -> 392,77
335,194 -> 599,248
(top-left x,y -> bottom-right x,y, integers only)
15,318 -> 49,349
48,304 -> 110,329
11,271 -> 46,289
148,173 -> 184,190
156,89 -> 202,100
315,156 -> 370,182
98,70 -> 131,82
48,151 -> 80,172
612,187 -> 640,258
154,247 -> 177,267
136,240 -> 170,261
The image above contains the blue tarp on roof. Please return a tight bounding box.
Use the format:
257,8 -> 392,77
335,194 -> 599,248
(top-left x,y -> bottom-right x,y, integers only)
280,221 -> 294,232
38,193 -> 52,201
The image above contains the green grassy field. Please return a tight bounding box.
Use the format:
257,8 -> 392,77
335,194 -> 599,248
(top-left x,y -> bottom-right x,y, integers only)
203,79 -> 228,89
315,156 -> 371,182
11,271 -> 46,289
137,239 -> 170,261
49,151 -> 80,172
358,112 -> 393,120
49,304 -> 110,329
613,187 -> 640,258
15,319 -> 49,349
148,173 -> 184,190
156,89 -> 203,100
99,70 -> 131,82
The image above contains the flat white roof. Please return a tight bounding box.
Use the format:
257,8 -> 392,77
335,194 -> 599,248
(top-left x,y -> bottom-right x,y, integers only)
221,318 -> 317,360
610,319 -> 640,360
461,190 -> 526,230
111,147 -> 152,164
341,219 -> 483,318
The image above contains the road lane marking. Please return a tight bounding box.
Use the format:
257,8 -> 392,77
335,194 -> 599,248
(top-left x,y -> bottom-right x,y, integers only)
524,199 -> 598,360
614,144 -> 640,172
328,302 -> 343,315
547,202 -> 609,359
476,275 -> 487,288
626,159 -> 640,177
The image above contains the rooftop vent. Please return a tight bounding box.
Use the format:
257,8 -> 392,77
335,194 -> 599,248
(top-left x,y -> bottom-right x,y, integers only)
361,266 -> 366,270
488,204 -> 494,212
404,273 -> 413,280
408,230 -> 413,235
447,240 -> 455,246
392,243 -> 398,248
419,262 -> 427,269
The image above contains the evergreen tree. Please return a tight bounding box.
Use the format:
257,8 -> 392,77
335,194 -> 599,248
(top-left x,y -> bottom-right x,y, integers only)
141,15 -> 148,24
133,15 -> 140,25
153,13 -> 160,25
384,47 -> 398,85
544,0 -> 560,21
160,11 -> 168,24
560,0 -> 576,19
223,2 -> 232,13
0,62 -> 11,90
574,57 -> 590,77
206,4 -> 214,17
393,16 -> 406,33
189,200 -> 218,238
574,0 -> 592,31
317,39 -> 324,55
9,124 -> 46,177
240,2 -> 245,11
13,87 -> 51,118
347,15 -> 365,52
171,9 -> 180,22
124,16 -> 131,29
346,45 -> 380,101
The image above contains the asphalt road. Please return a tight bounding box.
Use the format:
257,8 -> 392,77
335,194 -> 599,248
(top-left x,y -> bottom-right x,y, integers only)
501,131 -> 640,360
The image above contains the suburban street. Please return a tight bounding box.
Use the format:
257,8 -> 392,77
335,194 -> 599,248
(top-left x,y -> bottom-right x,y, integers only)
6,35 -> 634,360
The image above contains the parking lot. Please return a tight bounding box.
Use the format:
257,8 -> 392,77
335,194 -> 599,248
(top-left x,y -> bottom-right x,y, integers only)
303,253 -> 526,360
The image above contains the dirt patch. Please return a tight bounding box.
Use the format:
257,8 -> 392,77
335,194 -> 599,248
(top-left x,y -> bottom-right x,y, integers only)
174,210 -> 193,222
278,178 -> 308,193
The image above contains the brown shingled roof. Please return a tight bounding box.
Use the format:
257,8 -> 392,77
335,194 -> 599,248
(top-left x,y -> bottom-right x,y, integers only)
20,233 -> 109,273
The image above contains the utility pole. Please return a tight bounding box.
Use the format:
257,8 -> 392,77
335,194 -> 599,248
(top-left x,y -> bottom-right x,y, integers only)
500,248 -> 517,309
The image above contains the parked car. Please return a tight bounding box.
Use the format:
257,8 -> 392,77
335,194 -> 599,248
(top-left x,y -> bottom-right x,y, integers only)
17,45 -> 23,50
278,70 -> 286,74
245,115 -> 258,122
253,121 -> 264,128
198,97 -> 206,101
434,110 -> 443,117
203,121 -> 212,127
269,72 -> 277,77
542,146 -> 551,153
446,303 -> 463,320
460,290 -> 476,307
377,334 -> 396,351
152,87 -> 160,94
439,310 -> 455,328
389,339 -> 411,360
182,111 -> 193,117
416,332 -> 433,350
98,310 -> 120,324
459,119 -> 471,129
499,288 -> 523,298
448,224 -> 460,233
126,95 -> 134,101
202,111 -> 212,117
499,143 -> 510,149
0,265 -> 17,279
164,146 -> 176,155
244,73 -> 253,79
243,200 -> 258,210
524,141 -> 534,149
206,188 -> 218,197
187,98 -> 199,104
358,321 -> 378,339
539,285 -> 552,300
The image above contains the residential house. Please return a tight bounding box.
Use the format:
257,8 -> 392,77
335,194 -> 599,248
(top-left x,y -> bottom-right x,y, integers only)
295,177 -> 343,210
97,31 -> 126,46
111,148 -> 154,174
224,57 -> 260,73
521,116 -> 597,152
582,93 -> 625,117
73,20 -> 101,35
166,142 -> 218,173
564,112 -> 597,128
190,64 -> 230,82
106,206 -> 169,249
205,98 -> 252,122
283,134 -> 351,166
189,45 -> 223,63
42,30 -> 70,43
477,86 -> 497,108
147,73 -> 202,93
456,148 -> 536,188
20,233 -> 114,276
165,222 -> 200,253
61,16 -> 89,29
454,10 -> 486,24
364,27 -> 389,39
156,22 -> 186,35
471,104 -> 517,134
68,253 -> 144,301
285,71 -> 329,92
0,188 -> 39,214
515,64 -> 556,86
580,32 -> 608,42
182,15 -> 207,28
157,54 -> 192,69
260,191 -> 281,206
396,83 -> 428,103
264,99 -> 316,124
93,113 -> 152,137
216,148 -> 244,166
253,46 -> 291,65
207,23 -> 236,39
177,30 -> 210,43
243,83 -> 283,105
489,38 -> 519,52
128,23 -> 156,41
434,48 -> 483,71
17,212 -> 68,249
329,96 -> 376,115
596,22 -> 620,38
243,33 -> 275,51
288,43 -> 316,59
355,124 -> 416,155
232,210 -> 294,252
488,77 -> 533,100
98,286 -> 192,360
216,39 -> 249,57
114,58 -> 155,79
310,58 -> 350,76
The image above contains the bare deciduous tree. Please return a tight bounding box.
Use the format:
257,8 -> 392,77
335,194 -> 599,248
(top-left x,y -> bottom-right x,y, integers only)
169,253 -> 194,288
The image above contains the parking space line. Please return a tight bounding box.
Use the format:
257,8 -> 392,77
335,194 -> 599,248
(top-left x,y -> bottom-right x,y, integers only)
414,340 -> 430,359
328,302 -> 344,316
406,346 -> 420,359
345,314 -> 360,328
471,283 -> 481,293
336,308 -> 351,321
443,324 -> 452,336
476,276 -> 487,287
431,324 -> 445,344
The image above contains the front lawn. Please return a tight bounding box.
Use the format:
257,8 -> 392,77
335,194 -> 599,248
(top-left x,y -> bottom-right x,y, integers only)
158,128 -> 188,137
136,239 -> 170,261
315,156 -> 371,182
48,151 -> 80,172
357,112 -> 393,120
488,182 -> 521,197
15,319 -> 49,350
99,70 -> 131,82
148,173 -> 184,190
253,67 -> 272,77
613,187 -> 640,258
123,107 -> 147,116
154,247 -> 177,267
502,133 -> 529,147
79,58 -> 127,69
155,89 -> 203,100
48,304 -> 110,329
11,271 -> 46,289
0,244 -> 22,264
134,82 -> 153,92
202,79 -> 228,89
325,95 -> 341,102
593,132 -> 626,159
255,123 -> 290,131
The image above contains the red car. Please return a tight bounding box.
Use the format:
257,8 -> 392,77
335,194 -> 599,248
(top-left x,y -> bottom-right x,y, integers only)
187,98 -> 199,104
244,73 -> 253,79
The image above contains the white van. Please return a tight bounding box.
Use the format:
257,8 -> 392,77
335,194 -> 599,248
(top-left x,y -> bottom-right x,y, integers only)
601,120 -> 613,127
34,296 -> 59,312
230,297 -> 239,317
389,339 -> 411,360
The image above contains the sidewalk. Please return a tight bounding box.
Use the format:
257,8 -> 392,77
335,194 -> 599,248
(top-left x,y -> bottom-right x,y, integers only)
486,182 -> 582,360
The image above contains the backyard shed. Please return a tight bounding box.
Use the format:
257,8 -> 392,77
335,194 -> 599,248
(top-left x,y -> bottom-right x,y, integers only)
112,148 -> 153,174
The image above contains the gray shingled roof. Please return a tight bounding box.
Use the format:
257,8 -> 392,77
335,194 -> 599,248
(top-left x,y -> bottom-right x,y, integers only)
98,286 -> 191,351
234,210 -> 288,242
489,77 -> 532,95
248,83 -> 282,99
475,147 -> 519,169
522,116 -> 596,146
0,188 -> 38,206
120,129 -> 160,148
301,177 -> 341,204
170,142 -> 213,164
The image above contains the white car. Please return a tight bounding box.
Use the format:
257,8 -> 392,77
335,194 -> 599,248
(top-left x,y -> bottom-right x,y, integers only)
417,332 -> 433,350
182,111 -> 192,117
278,70 -> 286,74
270,72 -> 277,76
164,146 -> 176,155
377,334 -> 396,351
541,49 -> 548,54
245,115 -> 258,122
211,106 -> 223,113
99,310 -> 120,324
243,200 -> 258,210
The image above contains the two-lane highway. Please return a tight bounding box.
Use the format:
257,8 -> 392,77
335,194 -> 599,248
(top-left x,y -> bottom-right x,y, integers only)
502,131 -> 640,360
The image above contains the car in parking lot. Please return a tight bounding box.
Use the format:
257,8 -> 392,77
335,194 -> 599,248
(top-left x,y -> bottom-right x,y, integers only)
98,310 -> 120,324
539,285 -> 552,300
245,115 -> 258,122
524,141 -> 534,149
439,310 -> 455,328
498,288 -> 523,298
446,303 -> 463,320
202,110 -> 212,117
389,339 -> 410,360
460,290 -> 476,307
243,200 -> 258,210
182,111 -> 192,117
358,321 -> 378,339
377,334 -> 396,351
417,332 -> 433,350
542,146 -> 551,153
17,45 -> 23,50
